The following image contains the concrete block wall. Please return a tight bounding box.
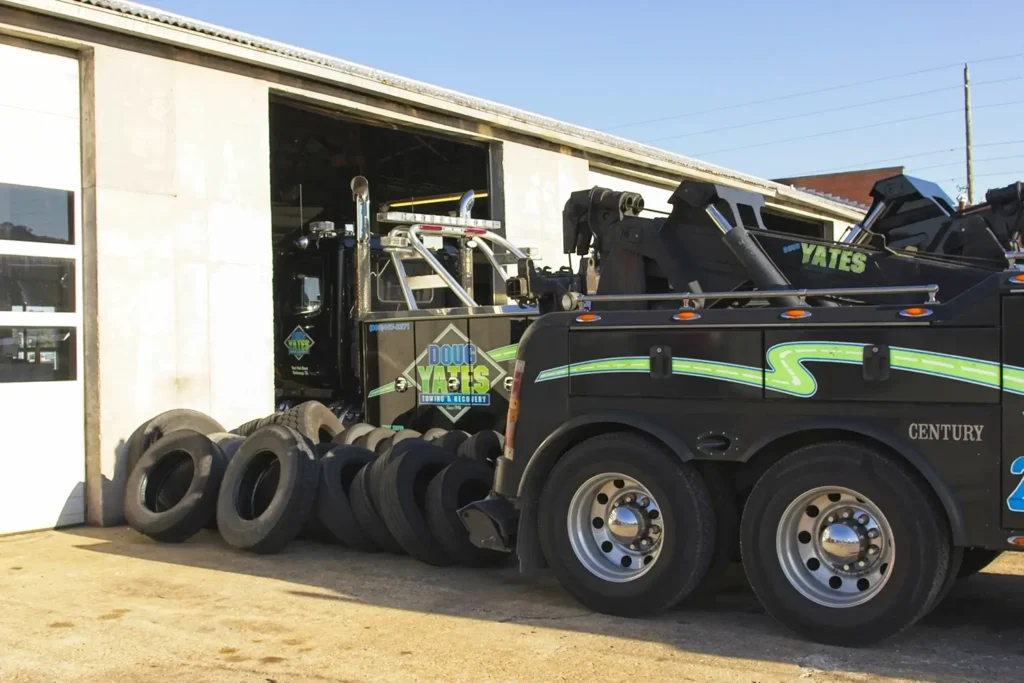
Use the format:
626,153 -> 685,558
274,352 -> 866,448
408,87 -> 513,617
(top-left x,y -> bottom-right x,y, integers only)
86,45 -> 275,524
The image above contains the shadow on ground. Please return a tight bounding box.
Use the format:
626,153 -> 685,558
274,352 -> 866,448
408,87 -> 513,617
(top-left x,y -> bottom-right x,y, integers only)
62,526 -> 1024,682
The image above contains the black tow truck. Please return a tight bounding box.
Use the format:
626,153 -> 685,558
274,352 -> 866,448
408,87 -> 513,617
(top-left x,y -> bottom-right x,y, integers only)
461,176 -> 1024,646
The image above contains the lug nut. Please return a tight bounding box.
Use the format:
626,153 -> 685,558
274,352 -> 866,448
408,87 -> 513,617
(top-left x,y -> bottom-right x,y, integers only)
636,496 -> 648,507
640,539 -> 650,547
650,525 -> 661,535
843,564 -> 850,571
629,543 -> 638,550
858,560 -> 866,568
868,545 -> 879,555
842,511 -> 851,519
827,516 -> 835,523
624,495 -> 634,504
857,515 -> 869,525
868,529 -> 879,539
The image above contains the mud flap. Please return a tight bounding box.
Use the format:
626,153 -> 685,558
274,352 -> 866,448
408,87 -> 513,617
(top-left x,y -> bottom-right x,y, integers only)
459,495 -> 518,553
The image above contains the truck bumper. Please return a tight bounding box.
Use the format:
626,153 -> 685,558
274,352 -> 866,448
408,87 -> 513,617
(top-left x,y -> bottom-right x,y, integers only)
458,495 -> 519,553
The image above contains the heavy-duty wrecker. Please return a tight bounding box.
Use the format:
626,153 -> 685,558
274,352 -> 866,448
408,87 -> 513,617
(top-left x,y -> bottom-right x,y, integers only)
273,170 -> 1024,645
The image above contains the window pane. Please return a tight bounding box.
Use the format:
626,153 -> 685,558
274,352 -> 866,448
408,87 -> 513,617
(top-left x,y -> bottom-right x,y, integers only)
0,255 -> 75,312
0,182 -> 74,245
0,327 -> 76,383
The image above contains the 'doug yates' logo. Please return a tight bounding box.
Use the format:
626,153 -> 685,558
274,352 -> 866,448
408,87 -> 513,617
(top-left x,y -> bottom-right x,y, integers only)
401,324 -> 506,422
285,326 -> 315,359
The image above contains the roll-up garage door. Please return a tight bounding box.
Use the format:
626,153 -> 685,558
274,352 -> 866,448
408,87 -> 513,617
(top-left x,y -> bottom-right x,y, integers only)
0,40 -> 85,535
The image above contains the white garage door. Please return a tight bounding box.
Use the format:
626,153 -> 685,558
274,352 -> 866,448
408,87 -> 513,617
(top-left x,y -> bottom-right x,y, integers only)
0,40 -> 85,535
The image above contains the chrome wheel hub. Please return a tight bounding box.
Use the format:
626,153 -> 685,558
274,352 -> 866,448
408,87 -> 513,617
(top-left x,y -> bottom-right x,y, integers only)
567,473 -> 664,583
777,486 -> 894,608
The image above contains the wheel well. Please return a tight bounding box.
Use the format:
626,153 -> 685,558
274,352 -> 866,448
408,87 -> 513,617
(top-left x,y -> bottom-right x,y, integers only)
737,428 -> 958,542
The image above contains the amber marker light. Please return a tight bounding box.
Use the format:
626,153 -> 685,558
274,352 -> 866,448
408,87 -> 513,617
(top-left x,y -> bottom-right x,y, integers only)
1010,273 -> 1024,284
780,309 -> 811,320
899,307 -> 933,318
673,310 -> 701,321
1010,536 -> 1024,547
576,313 -> 601,323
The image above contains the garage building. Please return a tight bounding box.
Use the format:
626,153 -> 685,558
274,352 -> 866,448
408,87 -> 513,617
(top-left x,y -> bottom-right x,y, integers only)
0,0 -> 865,535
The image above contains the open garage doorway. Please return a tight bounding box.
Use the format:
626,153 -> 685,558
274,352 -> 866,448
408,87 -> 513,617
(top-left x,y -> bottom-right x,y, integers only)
268,98 -> 495,415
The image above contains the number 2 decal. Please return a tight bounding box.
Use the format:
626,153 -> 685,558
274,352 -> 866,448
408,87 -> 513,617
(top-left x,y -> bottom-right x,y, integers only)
1009,457 -> 1024,513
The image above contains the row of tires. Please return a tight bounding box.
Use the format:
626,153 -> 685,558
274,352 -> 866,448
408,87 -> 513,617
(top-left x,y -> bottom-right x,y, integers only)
122,401 -> 510,568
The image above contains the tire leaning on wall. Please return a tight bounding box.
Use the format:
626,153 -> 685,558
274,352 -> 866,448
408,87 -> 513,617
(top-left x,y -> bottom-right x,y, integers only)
215,424 -> 320,554
125,409 -> 225,477
124,430 -> 228,543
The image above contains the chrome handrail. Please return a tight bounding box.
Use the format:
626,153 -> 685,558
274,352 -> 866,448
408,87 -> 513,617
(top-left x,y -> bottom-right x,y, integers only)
571,283 -> 940,308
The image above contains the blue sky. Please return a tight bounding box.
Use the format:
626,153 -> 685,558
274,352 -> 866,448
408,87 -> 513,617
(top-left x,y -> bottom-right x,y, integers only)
148,0 -> 1023,200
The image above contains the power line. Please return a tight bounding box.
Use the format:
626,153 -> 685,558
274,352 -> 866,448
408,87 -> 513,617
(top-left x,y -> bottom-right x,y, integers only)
940,170 -> 1023,182
642,76 -> 1024,144
801,140 -> 1024,175
913,154 -> 1024,172
690,100 -> 1024,158
604,52 -> 1024,131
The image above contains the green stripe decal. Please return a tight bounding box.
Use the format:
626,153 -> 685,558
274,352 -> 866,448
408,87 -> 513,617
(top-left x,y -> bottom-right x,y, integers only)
534,341 -> 1023,398
487,344 -> 519,362
368,381 -> 395,398
1005,364 -> 1024,395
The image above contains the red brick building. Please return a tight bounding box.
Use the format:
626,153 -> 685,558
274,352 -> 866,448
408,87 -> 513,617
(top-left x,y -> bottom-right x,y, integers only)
774,166 -> 905,209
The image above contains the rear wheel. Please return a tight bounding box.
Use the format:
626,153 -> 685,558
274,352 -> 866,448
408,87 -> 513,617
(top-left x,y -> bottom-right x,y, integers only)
537,433 -> 715,617
740,441 -> 950,646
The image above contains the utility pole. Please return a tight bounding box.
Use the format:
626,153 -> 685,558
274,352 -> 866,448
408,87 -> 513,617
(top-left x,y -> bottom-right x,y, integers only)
964,63 -> 975,205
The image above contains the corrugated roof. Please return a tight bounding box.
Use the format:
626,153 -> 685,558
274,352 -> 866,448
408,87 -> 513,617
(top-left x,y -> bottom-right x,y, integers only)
41,0 -> 860,217
787,186 -> 871,212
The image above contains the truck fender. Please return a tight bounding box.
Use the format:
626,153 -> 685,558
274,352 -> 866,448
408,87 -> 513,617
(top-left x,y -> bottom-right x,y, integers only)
512,413 -> 696,575
517,412 -> 696,501
738,417 -> 967,546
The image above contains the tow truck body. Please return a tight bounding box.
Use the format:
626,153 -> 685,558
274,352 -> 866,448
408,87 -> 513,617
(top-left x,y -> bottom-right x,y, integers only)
459,175 -> 1024,646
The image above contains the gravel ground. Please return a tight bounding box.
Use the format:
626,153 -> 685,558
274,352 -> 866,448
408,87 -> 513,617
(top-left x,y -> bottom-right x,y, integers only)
1,527 -> 1021,683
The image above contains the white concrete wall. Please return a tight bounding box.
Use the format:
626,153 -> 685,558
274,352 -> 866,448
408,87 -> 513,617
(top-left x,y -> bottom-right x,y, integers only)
87,45 -> 274,522
500,142 -> 590,270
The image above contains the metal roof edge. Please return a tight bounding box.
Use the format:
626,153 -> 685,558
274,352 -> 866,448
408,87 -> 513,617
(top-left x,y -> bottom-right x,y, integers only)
1,0 -> 865,220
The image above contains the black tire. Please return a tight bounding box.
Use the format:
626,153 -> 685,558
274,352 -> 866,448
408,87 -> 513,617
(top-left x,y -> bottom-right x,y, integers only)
230,414 -> 275,438
537,433 -> 716,617
125,409 -> 224,476
422,428 -> 448,442
375,429 -> 424,458
360,427 -> 396,454
215,425 -> 319,554
209,432 -> 246,463
316,445 -> 377,550
338,422 -> 375,446
739,441 -> 951,647
200,433 -> 246,531
124,430 -> 227,543
456,430 -> 503,468
277,401 -> 344,445
425,459 -> 509,567
957,548 -> 1002,579
434,430 -> 469,455
349,464 -> 405,554
684,462 -> 740,603
379,442 -> 459,566
929,546 -> 965,614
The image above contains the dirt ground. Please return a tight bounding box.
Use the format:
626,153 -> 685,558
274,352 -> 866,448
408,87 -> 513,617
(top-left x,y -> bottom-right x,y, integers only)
1,528 -> 1021,683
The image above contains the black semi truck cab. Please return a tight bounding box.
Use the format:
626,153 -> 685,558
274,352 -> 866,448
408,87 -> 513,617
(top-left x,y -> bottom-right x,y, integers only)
461,176 -> 1024,647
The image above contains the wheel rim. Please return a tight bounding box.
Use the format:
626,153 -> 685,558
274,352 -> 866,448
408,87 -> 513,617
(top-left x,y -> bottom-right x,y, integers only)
567,472 -> 664,583
776,486 -> 895,608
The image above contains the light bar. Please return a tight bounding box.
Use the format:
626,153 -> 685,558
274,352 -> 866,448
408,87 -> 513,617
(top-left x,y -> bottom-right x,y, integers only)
377,211 -> 502,231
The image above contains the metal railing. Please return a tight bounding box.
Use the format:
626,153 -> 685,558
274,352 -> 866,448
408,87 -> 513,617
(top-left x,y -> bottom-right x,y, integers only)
570,283 -> 940,309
